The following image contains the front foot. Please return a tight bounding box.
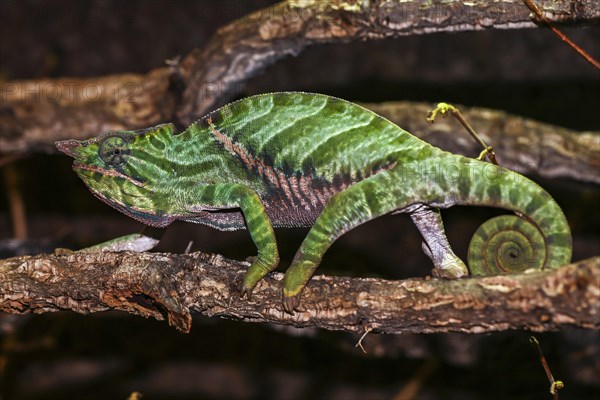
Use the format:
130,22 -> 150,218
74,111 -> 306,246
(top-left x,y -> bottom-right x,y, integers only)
282,289 -> 302,314
239,269 -> 259,300
239,255 -> 279,300
239,283 -> 254,300
281,257 -> 316,314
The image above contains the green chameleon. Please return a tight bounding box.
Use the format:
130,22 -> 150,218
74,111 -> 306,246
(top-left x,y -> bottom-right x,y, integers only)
56,92 -> 572,312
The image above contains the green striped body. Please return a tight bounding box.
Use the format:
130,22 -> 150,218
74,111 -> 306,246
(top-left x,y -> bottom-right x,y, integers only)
56,92 -> 572,311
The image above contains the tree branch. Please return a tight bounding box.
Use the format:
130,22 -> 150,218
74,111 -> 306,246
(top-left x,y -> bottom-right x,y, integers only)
177,0 -> 600,123
362,102 -> 600,184
2,93 -> 598,183
1,0 -> 598,155
1,250 -> 598,334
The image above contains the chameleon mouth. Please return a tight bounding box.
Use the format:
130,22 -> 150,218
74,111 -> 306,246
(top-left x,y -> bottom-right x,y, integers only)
73,162 -> 145,187
56,139 -> 82,158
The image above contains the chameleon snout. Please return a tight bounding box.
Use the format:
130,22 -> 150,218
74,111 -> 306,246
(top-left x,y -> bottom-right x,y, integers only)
56,139 -> 82,158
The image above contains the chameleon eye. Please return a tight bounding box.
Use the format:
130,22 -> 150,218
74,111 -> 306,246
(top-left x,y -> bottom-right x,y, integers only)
99,135 -> 129,167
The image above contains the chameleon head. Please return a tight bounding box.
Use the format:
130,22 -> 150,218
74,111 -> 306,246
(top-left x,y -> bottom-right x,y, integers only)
55,123 -> 176,227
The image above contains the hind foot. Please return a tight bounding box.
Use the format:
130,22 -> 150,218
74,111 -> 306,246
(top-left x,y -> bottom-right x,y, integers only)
422,242 -> 468,279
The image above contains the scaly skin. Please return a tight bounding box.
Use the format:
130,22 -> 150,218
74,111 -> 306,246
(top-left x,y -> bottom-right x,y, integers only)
56,92 -> 572,312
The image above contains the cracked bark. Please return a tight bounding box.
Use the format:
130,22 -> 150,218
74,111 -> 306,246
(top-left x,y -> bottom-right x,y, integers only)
1,251 -> 598,334
1,0 -> 599,184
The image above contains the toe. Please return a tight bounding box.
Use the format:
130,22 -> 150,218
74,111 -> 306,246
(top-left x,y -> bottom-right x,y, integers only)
282,293 -> 300,314
239,284 -> 253,300
433,256 -> 469,279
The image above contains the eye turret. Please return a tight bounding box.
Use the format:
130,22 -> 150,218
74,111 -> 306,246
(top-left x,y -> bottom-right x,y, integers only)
99,135 -> 130,167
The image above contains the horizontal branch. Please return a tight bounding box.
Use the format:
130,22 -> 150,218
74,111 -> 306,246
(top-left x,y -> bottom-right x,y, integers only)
2,90 -> 598,183
1,250 -> 598,334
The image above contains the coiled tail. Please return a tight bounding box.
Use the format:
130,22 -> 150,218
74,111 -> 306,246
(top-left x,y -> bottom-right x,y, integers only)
433,155 -> 573,276
468,214 -> 550,275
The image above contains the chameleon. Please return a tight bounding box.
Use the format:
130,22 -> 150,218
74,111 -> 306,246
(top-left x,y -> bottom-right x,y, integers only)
56,92 -> 572,312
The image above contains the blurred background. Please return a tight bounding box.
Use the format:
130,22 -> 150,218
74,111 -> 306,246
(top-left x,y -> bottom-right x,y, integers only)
1,1 -> 599,399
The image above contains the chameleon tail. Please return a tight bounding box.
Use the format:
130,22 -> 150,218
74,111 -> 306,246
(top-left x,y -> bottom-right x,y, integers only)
446,156 -> 572,275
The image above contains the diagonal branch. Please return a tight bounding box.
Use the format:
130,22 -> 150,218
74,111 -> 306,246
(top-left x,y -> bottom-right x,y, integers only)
177,0 -> 600,123
1,250 -> 598,334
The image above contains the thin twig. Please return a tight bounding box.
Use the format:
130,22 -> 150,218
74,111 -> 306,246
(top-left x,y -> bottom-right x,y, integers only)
529,336 -> 564,400
522,0 -> 600,70
3,165 -> 27,239
393,358 -> 440,400
355,325 -> 373,354
427,103 -> 498,165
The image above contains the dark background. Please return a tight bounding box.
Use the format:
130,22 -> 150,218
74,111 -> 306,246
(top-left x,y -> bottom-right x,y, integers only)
1,1 -> 599,399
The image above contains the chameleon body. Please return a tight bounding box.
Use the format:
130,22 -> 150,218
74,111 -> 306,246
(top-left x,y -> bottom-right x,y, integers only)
56,92 -> 572,312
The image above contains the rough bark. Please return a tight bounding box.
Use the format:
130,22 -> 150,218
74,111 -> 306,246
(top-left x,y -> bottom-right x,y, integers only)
1,0 -> 598,156
0,69 -> 175,154
362,102 -> 600,184
177,0 -> 600,124
1,250 -> 598,334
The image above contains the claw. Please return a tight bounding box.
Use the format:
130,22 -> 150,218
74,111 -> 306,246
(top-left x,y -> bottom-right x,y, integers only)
239,283 -> 253,300
282,292 -> 301,314
431,252 -> 469,279
431,261 -> 468,279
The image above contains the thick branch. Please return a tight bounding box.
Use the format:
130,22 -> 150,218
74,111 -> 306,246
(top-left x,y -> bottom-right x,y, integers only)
0,69 -> 175,155
1,0 -> 598,154
362,102 -> 600,184
1,251 -> 598,334
178,0 -> 600,123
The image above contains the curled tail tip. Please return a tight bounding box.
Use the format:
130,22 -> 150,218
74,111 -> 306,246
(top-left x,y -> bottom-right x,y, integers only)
467,213 -> 572,276
457,160 -> 572,275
